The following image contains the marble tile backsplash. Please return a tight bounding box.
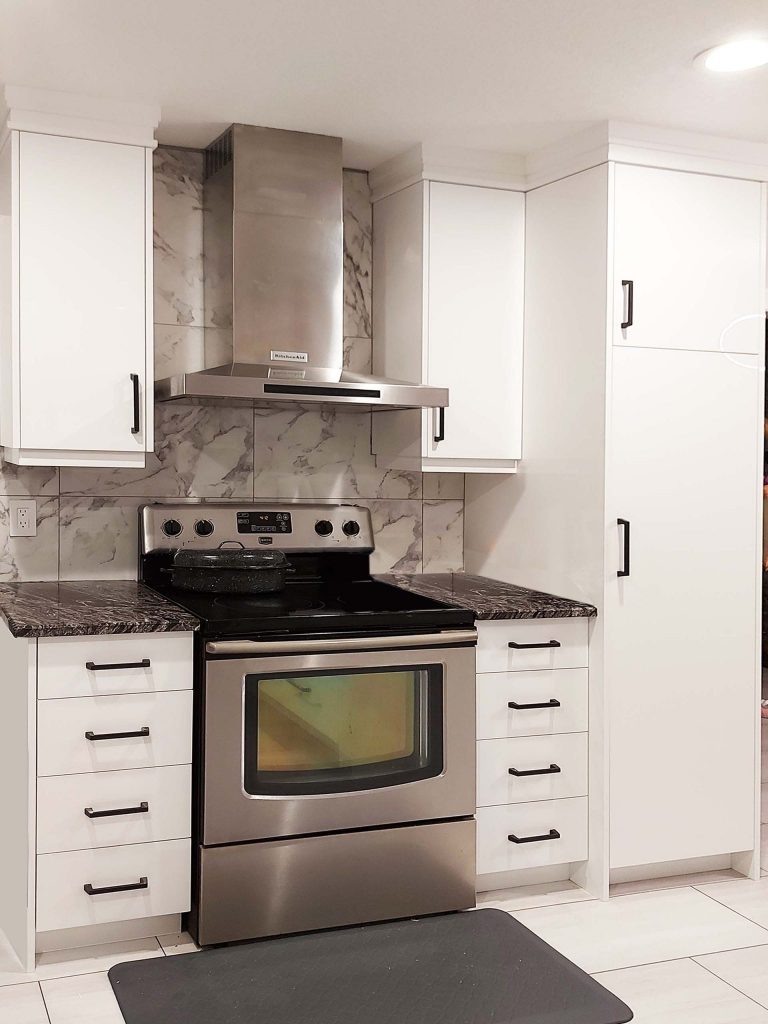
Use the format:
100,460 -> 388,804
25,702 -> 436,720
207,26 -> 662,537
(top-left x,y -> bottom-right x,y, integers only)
0,147 -> 464,581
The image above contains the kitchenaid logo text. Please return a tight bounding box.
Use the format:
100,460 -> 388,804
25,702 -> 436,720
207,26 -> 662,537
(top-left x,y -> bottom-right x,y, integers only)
270,351 -> 308,363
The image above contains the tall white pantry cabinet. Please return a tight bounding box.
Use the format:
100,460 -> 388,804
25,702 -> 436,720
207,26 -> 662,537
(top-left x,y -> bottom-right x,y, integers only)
0,87 -> 159,467
465,125 -> 768,894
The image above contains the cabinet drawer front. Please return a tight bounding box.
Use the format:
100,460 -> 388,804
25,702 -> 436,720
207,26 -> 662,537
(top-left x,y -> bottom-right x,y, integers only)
37,692 -> 193,777
37,765 -> 191,854
477,668 -> 588,739
477,733 -> 587,807
476,619 -> 588,673
477,798 -> 587,873
38,633 -> 193,700
36,839 -> 191,933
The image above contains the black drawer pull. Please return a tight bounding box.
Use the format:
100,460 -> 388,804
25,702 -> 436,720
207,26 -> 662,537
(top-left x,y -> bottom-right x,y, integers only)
617,518 -> 630,578
85,727 -> 150,742
84,801 -> 149,819
508,763 -> 561,777
433,407 -> 445,443
84,876 -> 148,896
508,829 -> 561,845
85,659 -> 151,671
508,640 -> 561,650
508,699 -> 561,710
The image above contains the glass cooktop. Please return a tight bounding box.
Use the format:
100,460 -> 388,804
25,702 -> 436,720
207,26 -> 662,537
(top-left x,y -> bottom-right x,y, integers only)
150,578 -> 474,639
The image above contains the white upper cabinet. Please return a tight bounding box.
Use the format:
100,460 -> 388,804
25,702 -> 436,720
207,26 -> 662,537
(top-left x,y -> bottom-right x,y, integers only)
371,177 -> 524,473
0,88 -> 159,467
613,164 -> 765,354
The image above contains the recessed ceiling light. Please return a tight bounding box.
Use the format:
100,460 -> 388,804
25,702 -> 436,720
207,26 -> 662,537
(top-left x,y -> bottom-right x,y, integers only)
694,39 -> 768,72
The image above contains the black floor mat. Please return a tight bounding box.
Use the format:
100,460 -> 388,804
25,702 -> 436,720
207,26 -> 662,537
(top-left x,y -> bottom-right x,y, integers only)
108,909 -> 633,1024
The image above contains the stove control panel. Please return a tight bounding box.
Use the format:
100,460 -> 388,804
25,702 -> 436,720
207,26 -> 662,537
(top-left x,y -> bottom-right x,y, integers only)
141,503 -> 374,554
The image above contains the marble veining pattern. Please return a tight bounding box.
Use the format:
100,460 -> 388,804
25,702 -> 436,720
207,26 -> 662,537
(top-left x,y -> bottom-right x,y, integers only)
60,405 -> 254,499
153,148 -> 204,328
343,170 -> 372,339
0,581 -> 199,637
381,573 -> 597,620
252,406 -> 421,501
0,150 -> 465,582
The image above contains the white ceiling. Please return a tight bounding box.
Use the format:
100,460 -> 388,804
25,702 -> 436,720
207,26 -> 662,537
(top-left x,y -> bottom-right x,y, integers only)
2,0 -> 768,167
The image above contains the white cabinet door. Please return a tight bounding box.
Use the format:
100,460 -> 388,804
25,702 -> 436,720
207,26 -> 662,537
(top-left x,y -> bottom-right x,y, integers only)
426,182 -> 524,461
18,132 -> 147,453
613,165 -> 764,354
607,347 -> 760,868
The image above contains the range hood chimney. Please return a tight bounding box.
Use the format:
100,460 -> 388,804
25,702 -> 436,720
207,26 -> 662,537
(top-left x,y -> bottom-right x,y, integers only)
155,124 -> 448,411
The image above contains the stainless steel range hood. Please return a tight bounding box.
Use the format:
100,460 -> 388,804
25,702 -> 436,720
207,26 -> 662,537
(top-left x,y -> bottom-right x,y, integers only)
155,124 -> 448,411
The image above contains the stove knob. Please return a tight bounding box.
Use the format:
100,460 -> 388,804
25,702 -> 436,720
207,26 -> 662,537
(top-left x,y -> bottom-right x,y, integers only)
162,518 -> 183,538
314,519 -> 334,536
194,519 -> 214,537
342,520 -> 360,537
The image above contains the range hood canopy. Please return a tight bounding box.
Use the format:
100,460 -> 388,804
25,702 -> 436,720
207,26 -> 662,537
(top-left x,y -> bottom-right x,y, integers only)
155,124 -> 447,411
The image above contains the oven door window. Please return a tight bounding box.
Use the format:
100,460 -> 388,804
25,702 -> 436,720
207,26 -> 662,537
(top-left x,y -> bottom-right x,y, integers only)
243,665 -> 443,795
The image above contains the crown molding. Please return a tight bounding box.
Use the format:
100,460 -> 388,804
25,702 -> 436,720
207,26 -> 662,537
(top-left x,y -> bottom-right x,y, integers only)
371,142 -> 526,201
526,120 -> 768,189
1,86 -> 160,148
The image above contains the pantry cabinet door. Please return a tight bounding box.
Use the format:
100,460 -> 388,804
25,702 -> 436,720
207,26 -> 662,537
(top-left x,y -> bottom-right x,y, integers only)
18,132 -> 148,453
613,164 -> 764,354
606,346 -> 760,869
426,182 -> 524,461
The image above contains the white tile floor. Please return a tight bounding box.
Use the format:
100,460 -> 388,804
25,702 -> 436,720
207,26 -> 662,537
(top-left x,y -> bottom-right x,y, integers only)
8,872 -> 768,1021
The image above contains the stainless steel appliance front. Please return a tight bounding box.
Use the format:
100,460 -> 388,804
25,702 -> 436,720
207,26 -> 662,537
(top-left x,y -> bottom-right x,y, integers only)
203,633 -> 476,845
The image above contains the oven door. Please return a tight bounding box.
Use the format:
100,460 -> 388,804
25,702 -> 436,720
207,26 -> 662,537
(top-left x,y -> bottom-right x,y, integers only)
202,632 -> 476,844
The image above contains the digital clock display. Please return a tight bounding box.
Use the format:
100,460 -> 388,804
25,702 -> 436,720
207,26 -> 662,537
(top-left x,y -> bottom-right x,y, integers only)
236,511 -> 292,535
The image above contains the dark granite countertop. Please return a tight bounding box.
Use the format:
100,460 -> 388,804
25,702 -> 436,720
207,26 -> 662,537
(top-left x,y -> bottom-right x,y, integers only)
380,573 -> 597,620
0,581 -> 200,638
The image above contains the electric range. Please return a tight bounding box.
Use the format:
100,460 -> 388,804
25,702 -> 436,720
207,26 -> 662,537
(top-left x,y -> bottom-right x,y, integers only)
139,502 -> 477,945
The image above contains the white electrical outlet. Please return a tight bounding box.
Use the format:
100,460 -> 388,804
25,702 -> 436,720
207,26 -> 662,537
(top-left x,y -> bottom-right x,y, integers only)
9,499 -> 36,537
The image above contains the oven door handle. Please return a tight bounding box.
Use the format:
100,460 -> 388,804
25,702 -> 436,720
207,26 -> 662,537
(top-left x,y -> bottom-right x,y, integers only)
205,630 -> 478,656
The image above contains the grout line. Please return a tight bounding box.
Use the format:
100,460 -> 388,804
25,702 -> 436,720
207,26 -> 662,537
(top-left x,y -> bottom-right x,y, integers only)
694,954 -> 768,1013
588,939 -> 768,976
37,980 -> 52,1024
695,884 -> 768,934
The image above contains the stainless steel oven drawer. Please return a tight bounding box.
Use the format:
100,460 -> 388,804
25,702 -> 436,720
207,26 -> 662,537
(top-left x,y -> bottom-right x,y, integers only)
196,818 -> 476,945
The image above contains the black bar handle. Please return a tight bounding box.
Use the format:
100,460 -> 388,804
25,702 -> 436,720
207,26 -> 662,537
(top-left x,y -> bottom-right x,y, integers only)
433,407 -> 445,443
84,876 -> 148,896
621,279 -> 634,329
86,659 -> 150,672
617,518 -> 630,577
508,763 -> 561,777
84,801 -> 149,819
85,727 -> 150,742
130,373 -> 140,434
508,699 -> 561,710
508,640 -> 561,650
508,829 -> 561,845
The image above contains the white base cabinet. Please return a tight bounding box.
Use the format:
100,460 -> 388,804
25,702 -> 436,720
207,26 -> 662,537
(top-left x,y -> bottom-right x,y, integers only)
0,623 -> 193,971
475,617 -> 591,890
371,179 -> 524,473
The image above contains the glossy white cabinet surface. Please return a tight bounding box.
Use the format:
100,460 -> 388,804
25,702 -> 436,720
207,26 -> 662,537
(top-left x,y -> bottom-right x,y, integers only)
607,346 -> 759,867
37,691 -> 193,777
476,668 -> 589,739
18,133 -> 148,454
476,618 -> 589,674
38,633 -> 194,700
477,733 -> 588,807
425,182 -> 524,462
372,179 -> 524,472
477,797 -> 588,873
36,838 -> 191,932
37,764 -> 192,854
613,164 -> 764,354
